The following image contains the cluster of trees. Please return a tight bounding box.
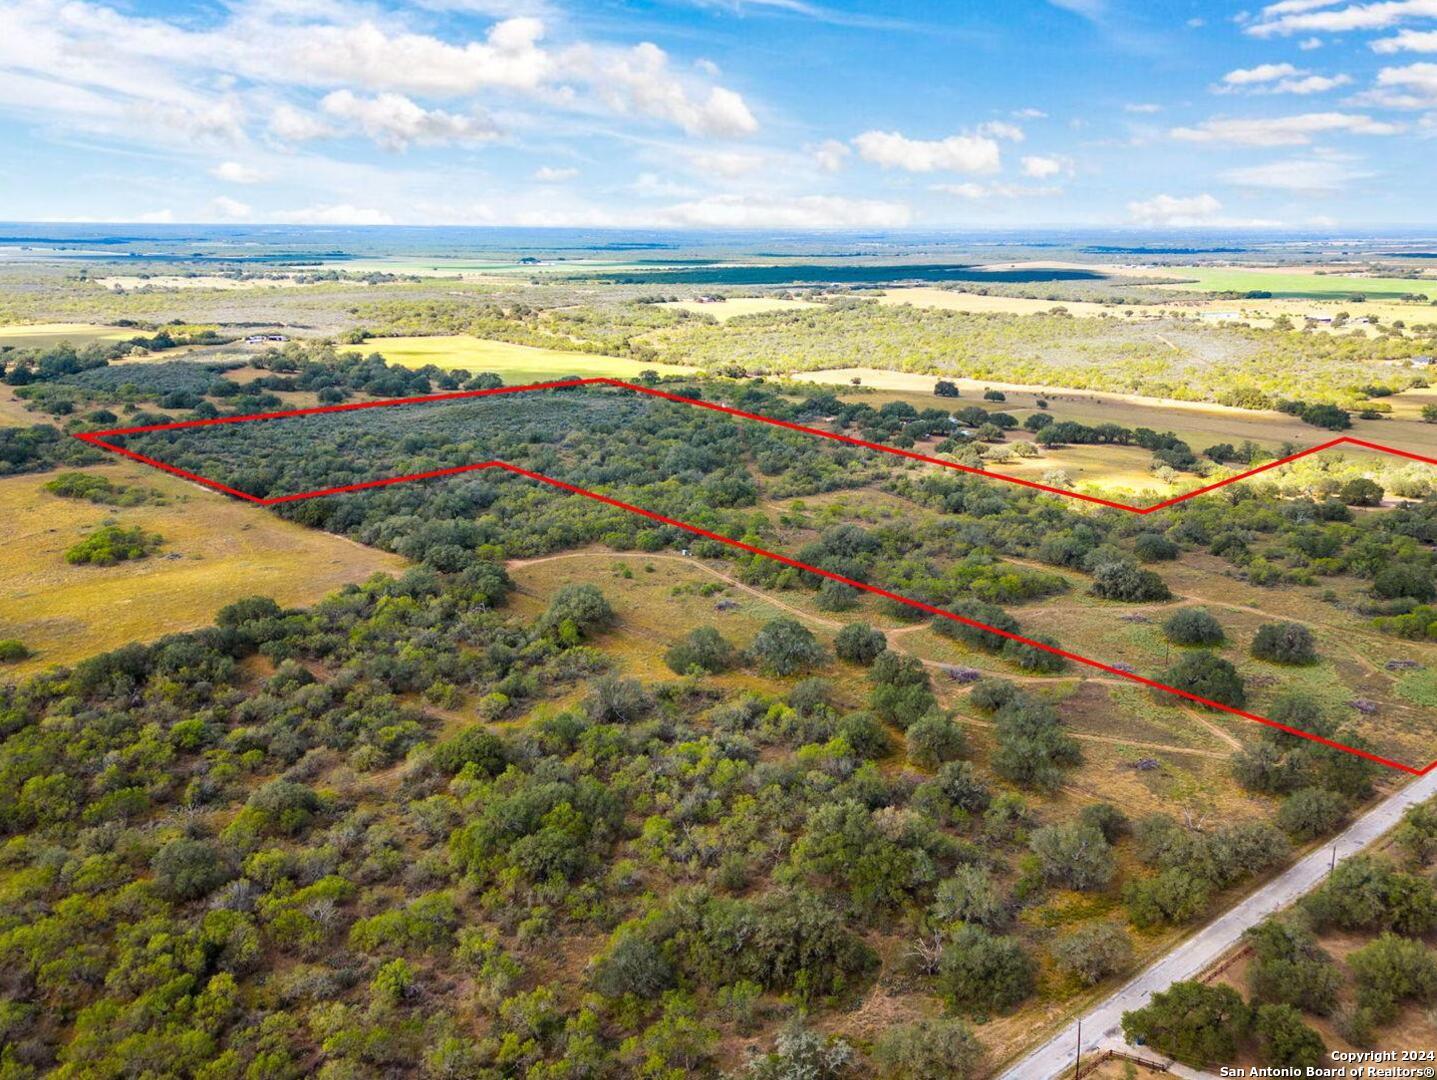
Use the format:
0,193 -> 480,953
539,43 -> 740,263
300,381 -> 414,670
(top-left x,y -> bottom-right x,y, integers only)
42,471 -> 162,507
0,328 -> 229,386
0,423 -> 102,476
1156,823 -> 1437,1064
1123,813 -> 1290,929
1029,419 -> 1198,472
1276,398 -> 1352,431
1123,981 -> 1327,1070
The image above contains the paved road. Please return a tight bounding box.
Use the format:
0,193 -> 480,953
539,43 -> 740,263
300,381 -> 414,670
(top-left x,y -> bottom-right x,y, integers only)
997,768 -> 1437,1080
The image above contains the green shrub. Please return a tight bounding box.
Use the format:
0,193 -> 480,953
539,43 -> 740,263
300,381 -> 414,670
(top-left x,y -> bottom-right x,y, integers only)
64,524 -> 162,565
665,626 -> 739,674
1160,652 -> 1246,708
1163,608 -> 1224,646
834,622 -> 886,664
1251,622 -> 1318,665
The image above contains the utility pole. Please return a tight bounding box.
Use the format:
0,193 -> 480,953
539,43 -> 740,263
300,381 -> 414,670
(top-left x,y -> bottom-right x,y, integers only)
1329,845 -> 1338,876
1074,1019 -> 1082,1080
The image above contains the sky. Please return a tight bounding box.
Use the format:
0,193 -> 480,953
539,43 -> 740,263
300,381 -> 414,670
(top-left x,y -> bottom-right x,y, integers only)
1,0 -> 1436,230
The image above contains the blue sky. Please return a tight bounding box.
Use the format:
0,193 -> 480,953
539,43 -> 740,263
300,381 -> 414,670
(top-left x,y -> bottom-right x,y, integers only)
1,0 -> 1435,228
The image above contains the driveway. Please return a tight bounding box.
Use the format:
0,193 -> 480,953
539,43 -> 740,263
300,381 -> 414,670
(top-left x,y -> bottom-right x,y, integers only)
996,767 -> 1437,1080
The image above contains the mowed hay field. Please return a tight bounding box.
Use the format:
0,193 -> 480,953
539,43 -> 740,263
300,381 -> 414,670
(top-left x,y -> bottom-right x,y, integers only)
363,335 -> 696,383
0,463 -> 406,674
877,287 -> 1119,318
659,297 -> 823,320
0,322 -> 139,348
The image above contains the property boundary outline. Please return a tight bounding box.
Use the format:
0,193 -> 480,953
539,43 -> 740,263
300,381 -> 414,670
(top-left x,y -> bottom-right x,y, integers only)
75,376 -> 1437,776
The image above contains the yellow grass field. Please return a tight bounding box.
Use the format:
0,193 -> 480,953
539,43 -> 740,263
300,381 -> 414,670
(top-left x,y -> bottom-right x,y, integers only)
788,366 -> 1437,462
363,335 -> 696,383
877,285 -> 1436,337
0,322 -> 139,347
0,463 -> 406,674
659,297 -> 822,320
95,275 -> 348,291
877,287 -> 1119,318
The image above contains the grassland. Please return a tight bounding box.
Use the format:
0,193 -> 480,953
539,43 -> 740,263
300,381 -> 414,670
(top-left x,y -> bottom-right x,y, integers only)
881,286 -> 1437,338
658,297 -> 822,320
0,322 -> 139,347
363,334 -> 696,382
790,366 -> 1437,464
0,463 -> 405,673
877,287 -> 1121,318
95,275 -> 345,291
1158,267 -> 1437,302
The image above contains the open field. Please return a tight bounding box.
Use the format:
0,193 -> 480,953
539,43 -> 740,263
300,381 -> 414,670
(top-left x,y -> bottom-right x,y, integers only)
791,366 -> 1437,463
0,322 -> 139,347
0,463 -> 406,674
878,287 -> 1122,318
659,296 -> 823,320
95,275 -> 350,291
1157,267 -> 1437,302
880,286 -> 1437,337
363,334 -> 696,382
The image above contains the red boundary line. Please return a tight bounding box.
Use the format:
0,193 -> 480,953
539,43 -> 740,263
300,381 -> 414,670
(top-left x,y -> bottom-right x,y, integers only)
74,377 -> 1437,776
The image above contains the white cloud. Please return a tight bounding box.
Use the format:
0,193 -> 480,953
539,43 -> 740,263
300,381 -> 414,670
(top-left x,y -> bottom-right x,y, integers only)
1299,35 -> 1326,47
270,203 -> 395,225
932,182 -> 1062,199
808,139 -> 850,173
534,165 -> 578,181
656,193 -> 912,228
1171,111 -> 1402,145
852,129 -> 1002,173
268,104 -> 334,143
1273,73 -> 1352,91
679,149 -> 766,177
977,120 -> 1025,141
1219,63 -> 1351,94
211,161 -> 266,184
1013,107 -> 1048,119
318,90 -> 498,150
1373,28 -> 1437,49
1220,155 -> 1373,190
134,209 -> 175,223
576,42 -> 758,137
1124,102 -> 1163,113
1127,193 -> 1223,226
0,1 -> 760,151
631,172 -> 701,198
1223,62 -> 1302,85
1366,61 -> 1437,105
1047,0 -> 1106,18
1247,0 -> 1437,37
1020,154 -> 1070,178
210,195 -> 253,219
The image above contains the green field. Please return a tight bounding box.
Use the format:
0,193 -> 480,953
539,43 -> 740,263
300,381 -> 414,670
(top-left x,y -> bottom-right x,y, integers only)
1161,268 -> 1437,302
0,322 -> 140,347
363,335 -> 696,382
